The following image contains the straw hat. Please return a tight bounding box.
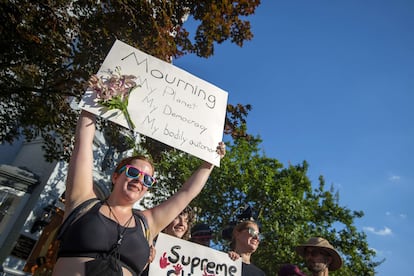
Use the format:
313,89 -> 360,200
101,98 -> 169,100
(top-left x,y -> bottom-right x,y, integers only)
295,237 -> 342,271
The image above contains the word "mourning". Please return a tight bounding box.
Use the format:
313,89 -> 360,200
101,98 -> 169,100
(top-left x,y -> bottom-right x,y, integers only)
122,52 -> 217,109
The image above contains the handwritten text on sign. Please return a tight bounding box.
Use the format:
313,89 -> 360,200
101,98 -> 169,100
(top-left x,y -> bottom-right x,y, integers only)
148,233 -> 241,276
80,40 -> 228,166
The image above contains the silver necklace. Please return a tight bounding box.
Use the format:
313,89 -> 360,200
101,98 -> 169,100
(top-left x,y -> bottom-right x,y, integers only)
105,201 -> 134,245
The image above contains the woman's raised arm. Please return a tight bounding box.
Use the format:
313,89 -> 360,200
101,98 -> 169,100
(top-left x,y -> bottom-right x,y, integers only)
143,142 -> 226,236
64,110 -> 97,216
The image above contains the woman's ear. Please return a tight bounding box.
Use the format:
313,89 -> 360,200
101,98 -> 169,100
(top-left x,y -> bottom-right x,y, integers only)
112,172 -> 119,186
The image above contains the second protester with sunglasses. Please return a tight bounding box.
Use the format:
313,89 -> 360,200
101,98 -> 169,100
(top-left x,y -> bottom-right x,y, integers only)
228,220 -> 266,276
52,110 -> 226,276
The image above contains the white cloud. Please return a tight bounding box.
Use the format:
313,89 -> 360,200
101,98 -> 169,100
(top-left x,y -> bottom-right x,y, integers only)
363,226 -> 393,236
399,213 -> 407,219
388,175 -> 400,182
385,211 -> 407,219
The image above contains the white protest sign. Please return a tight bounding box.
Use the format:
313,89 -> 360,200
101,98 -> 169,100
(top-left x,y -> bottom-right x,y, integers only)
80,40 -> 228,166
148,233 -> 241,276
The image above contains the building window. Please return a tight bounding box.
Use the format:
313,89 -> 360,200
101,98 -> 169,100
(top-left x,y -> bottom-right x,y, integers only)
0,187 -> 24,234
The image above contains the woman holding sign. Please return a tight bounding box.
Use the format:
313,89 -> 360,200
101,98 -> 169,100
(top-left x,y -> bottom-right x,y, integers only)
52,110 -> 225,276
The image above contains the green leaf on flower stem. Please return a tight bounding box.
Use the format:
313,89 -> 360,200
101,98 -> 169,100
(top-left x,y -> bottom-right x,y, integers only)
98,95 -> 135,129
99,96 -> 127,111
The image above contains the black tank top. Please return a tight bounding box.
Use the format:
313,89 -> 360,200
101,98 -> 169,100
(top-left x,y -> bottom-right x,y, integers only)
57,201 -> 150,275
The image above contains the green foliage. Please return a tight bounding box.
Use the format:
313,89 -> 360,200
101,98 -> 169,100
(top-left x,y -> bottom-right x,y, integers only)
0,0 -> 259,161
146,136 -> 380,275
1,1 -> 381,274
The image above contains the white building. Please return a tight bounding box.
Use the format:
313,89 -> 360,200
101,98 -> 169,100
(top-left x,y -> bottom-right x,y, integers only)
0,130 -> 121,274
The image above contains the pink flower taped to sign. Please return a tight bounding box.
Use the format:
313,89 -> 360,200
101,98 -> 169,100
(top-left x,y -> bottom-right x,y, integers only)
80,40 -> 228,166
88,66 -> 138,130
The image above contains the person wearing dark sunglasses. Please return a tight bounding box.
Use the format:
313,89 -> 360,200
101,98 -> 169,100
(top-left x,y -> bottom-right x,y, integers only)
53,110 -> 226,276
228,220 -> 266,276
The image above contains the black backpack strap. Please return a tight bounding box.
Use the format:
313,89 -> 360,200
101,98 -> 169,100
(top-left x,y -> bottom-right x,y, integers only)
133,209 -> 150,243
57,198 -> 100,240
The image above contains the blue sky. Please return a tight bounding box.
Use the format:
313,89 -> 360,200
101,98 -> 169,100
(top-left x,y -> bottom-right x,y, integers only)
174,1 -> 413,275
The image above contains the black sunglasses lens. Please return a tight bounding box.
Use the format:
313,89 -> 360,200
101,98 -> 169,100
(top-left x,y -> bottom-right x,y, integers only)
143,175 -> 154,187
127,167 -> 140,178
